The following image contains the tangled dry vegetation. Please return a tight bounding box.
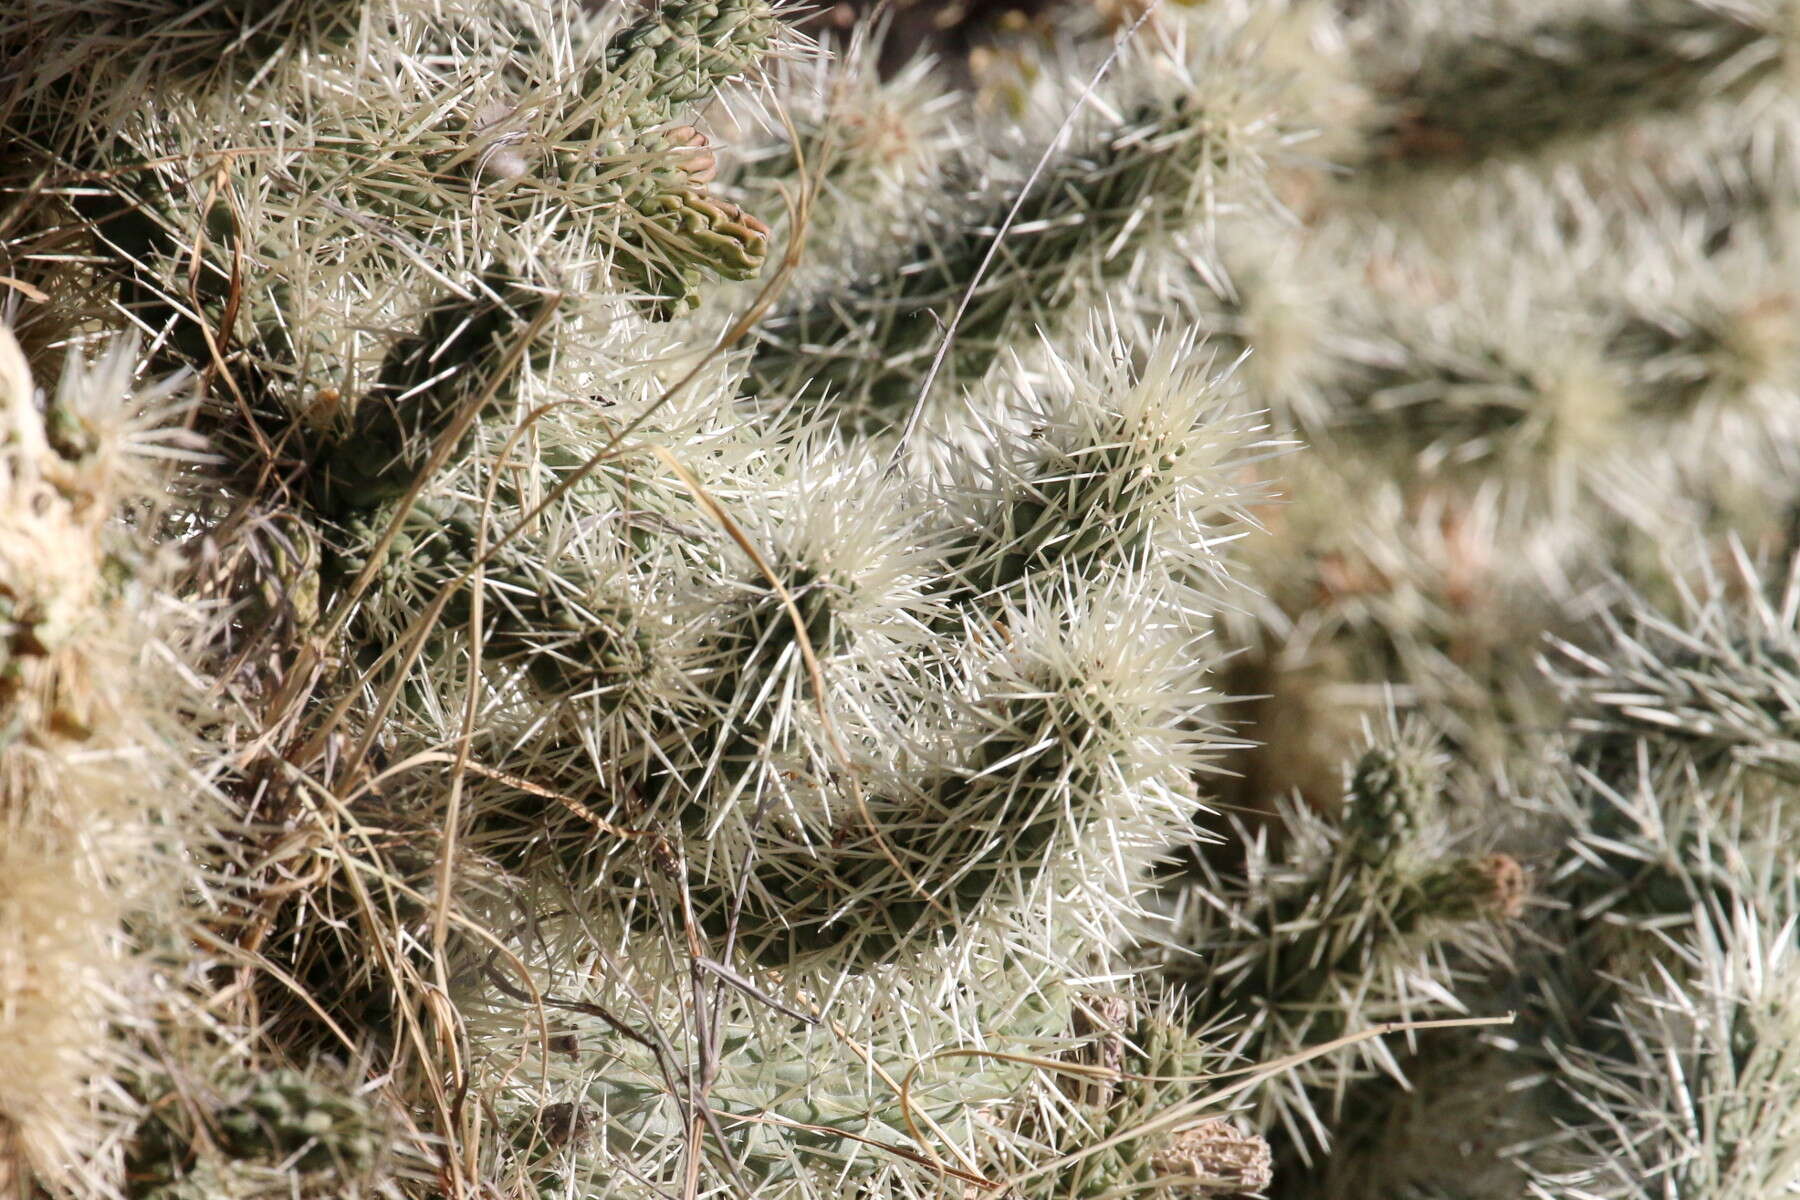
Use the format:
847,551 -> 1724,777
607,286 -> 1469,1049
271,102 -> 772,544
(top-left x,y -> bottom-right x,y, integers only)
3,1 -> 1800,1198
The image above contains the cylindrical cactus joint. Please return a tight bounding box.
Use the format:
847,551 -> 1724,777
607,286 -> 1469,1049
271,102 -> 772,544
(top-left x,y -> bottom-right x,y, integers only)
1342,734 -> 1446,867
309,275 -> 554,518
1012,1005 -> 1273,1200
602,0 -> 781,117
127,1067 -> 381,1188
1408,852 -> 1529,923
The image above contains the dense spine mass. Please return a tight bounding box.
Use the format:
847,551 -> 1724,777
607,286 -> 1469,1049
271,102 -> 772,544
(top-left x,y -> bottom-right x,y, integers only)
1361,0 -> 1785,172
4,0 -> 1800,1198
745,36 -> 1284,424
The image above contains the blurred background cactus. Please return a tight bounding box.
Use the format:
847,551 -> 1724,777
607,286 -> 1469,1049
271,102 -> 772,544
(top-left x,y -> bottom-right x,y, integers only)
4,0 -> 1800,1197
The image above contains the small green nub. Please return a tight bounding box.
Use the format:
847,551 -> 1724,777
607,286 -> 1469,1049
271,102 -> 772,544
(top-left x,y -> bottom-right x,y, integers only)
1343,740 -> 1441,865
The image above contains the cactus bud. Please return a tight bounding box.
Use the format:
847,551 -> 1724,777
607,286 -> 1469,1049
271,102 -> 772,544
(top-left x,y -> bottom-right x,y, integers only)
1150,1118 -> 1275,1197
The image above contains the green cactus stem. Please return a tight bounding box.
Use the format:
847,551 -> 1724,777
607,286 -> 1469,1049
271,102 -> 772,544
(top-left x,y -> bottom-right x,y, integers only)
1360,0 -> 1791,174
744,58 -> 1281,424
309,275 -> 554,518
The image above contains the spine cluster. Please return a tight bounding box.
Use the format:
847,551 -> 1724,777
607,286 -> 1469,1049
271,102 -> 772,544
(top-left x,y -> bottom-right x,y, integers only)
4,0 -> 1800,1197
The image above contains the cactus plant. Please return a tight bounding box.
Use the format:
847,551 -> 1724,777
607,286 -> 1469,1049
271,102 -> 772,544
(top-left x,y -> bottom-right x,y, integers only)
1147,720 -> 1525,1156
0,326 -> 218,1188
743,14 -> 1296,426
8,0 -> 1800,1197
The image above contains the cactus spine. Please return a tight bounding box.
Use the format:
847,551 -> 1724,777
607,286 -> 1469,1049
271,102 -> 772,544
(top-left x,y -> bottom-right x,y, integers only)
8,0 -> 1800,1198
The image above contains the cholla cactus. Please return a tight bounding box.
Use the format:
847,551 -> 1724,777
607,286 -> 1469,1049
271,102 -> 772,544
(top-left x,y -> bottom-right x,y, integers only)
744,10 -> 1298,424
9,0 -> 1800,1197
1527,891 -> 1800,1199
1554,550 -> 1800,785
1509,556 -> 1800,1199
980,992 -> 1274,1199
1355,0 -> 1793,176
716,29 -> 962,284
28,0 -> 782,442
0,0 -> 374,145
127,1064 -> 392,1197
2,0 -> 1301,1191
1325,0 -> 1800,249
0,328 -> 212,1187
696,584 -> 1220,969
1532,553 -> 1800,1018
1148,720 -> 1525,1154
